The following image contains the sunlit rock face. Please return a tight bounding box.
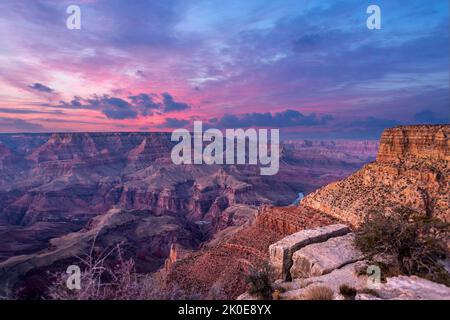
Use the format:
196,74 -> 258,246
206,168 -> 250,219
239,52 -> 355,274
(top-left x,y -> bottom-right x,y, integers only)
377,125 -> 449,162
302,125 -> 450,226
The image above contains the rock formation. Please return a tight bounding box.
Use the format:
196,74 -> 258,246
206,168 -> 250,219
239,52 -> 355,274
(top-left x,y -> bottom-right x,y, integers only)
290,233 -> 363,279
377,125 -> 448,162
302,125 -> 449,226
164,244 -> 178,273
166,207 -> 337,299
269,224 -> 350,280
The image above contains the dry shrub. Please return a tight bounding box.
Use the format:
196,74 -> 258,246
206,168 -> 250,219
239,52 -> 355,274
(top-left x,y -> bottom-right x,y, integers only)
355,207 -> 450,286
272,289 -> 283,300
48,243 -> 202,300
245,263 -> 274,299
303,286 -> 334,300
271,282 -> 286,300
339,284 -> 357,300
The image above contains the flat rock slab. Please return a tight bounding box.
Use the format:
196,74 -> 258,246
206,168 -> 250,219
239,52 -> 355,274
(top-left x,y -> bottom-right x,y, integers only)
290,233 -> 364,279
269,224 -> 350,280
278,265 -> 450,300
377,276 -> 450,300
236,292 -> 262,300
280,262 -> 367,300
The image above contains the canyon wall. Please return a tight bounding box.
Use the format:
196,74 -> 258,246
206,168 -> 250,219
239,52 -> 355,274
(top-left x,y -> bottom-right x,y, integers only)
302,125 -> 449,226
377,125 -> 449,162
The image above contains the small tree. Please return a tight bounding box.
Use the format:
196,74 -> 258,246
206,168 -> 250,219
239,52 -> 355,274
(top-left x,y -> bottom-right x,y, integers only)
355,207 -> 449,285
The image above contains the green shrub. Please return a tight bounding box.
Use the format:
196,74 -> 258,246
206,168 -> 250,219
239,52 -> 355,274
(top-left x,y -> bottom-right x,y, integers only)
355,207 -> 450,286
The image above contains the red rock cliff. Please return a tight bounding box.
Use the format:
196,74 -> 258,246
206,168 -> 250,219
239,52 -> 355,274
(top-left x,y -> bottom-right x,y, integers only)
377,125 -> 449,162
302,125 -> 449,226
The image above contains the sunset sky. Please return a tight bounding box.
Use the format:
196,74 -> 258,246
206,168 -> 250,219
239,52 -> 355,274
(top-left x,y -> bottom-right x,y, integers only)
0,0 -> 448,138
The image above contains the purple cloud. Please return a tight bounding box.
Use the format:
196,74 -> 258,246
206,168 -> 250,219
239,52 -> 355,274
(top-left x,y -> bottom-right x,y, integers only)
28,83 -> 54,93
414,110 -> 448,124
161,93 -> 191,112
210,110 -> 333,128
54,92 -> 191,119
0,118 -> 44,132
157,117 -> 189,128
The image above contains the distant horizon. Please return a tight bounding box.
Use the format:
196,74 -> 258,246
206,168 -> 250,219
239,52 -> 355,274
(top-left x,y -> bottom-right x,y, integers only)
1,123 -> 448,141
0,130 -> 383,141
0,131 -> 381,142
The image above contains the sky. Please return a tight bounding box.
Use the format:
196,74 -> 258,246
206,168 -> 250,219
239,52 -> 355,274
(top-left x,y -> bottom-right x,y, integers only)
0,0 -> 448,139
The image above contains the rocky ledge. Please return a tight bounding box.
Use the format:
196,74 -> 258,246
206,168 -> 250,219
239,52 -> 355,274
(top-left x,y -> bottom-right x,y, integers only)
239,224 -> 450,300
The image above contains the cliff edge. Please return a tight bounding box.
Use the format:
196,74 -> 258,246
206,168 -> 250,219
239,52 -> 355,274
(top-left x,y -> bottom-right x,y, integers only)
302,125 -> 449,226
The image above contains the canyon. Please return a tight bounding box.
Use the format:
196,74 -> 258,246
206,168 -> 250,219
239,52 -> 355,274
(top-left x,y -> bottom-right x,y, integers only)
3,125 -> 446,299
166,125 -> 449,299
0,132 -> 378,298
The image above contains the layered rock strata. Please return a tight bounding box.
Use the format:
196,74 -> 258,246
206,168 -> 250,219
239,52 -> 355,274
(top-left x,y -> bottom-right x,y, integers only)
302,125 -> 449,226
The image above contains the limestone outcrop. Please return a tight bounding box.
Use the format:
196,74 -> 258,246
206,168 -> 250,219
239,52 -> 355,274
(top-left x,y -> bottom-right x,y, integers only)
290,233 -> 364,279
279,262 -> 368,300
269,224 -> 350,280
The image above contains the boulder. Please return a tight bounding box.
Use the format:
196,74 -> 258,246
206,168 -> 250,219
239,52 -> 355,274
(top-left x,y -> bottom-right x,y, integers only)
290,233 -> 364,279
269,224 -> 350,280
278,264 -> 450,300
